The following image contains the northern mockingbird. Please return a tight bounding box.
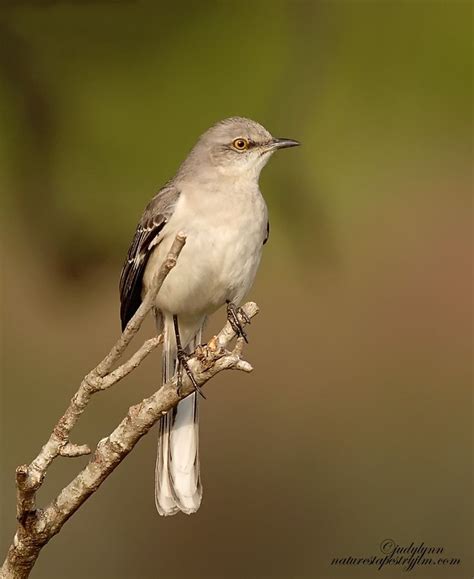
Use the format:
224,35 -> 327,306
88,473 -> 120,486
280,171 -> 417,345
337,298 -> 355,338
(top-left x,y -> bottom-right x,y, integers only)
119,117 -> 299,516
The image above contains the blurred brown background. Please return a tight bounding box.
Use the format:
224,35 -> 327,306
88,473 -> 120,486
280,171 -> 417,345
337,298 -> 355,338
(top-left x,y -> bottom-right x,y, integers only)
0,1 -> 472,578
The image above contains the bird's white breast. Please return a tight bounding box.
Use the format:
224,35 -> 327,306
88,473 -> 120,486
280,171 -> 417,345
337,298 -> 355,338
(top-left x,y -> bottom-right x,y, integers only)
143,181 -> 267,321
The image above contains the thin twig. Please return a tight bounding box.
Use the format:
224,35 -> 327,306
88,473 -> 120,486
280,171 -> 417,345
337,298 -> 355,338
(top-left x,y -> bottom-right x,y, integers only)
58,444 -> 91,458
99,335 -> 163,390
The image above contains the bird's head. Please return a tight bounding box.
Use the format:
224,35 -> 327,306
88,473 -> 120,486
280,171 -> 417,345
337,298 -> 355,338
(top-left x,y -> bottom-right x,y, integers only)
179,117 -> 300,181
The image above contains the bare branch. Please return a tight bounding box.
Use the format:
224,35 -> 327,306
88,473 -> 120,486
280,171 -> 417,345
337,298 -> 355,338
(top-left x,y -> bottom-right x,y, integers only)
15,467 -> 35,526
0,228 -> 259,579
99,335 -> 163,390
58,444 -> 91,458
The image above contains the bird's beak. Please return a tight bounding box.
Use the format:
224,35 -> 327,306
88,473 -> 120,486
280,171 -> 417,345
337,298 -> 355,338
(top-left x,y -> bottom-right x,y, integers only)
270,137 -> 300,150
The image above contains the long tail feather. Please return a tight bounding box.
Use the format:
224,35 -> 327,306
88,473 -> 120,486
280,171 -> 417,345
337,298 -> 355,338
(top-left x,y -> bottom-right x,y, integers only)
155,316 -> 203,516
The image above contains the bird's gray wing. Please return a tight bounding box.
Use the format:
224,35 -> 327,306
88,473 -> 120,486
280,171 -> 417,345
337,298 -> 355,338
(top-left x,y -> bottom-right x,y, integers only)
119,184 -> 180,330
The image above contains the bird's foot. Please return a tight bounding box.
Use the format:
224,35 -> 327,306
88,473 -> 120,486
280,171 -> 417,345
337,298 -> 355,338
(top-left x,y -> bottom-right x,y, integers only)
176,348 -> 206,399
226,301 -> 250,343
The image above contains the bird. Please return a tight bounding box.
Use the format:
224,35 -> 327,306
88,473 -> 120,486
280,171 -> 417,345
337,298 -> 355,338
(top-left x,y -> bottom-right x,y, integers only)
119,117 -> 299,516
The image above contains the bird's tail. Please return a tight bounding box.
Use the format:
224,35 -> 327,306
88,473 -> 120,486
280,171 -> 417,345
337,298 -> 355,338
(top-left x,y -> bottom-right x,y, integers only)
155,315 -> 203,516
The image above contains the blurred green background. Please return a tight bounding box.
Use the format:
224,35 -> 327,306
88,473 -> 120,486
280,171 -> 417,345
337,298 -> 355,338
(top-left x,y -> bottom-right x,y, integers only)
0,1 -> 472,578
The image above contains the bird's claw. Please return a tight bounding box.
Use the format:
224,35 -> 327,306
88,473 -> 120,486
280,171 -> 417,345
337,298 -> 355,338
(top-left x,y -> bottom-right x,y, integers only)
176,348 -> 206,399
226,301 -> 249,343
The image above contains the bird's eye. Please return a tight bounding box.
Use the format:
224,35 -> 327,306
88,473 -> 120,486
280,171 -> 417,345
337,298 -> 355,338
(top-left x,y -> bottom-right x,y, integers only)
232,138 -> 249,151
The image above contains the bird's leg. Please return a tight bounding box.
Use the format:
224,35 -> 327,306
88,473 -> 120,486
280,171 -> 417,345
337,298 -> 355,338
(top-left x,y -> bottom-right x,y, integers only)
226,300 -> 250,343
173,315 -> 206,399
